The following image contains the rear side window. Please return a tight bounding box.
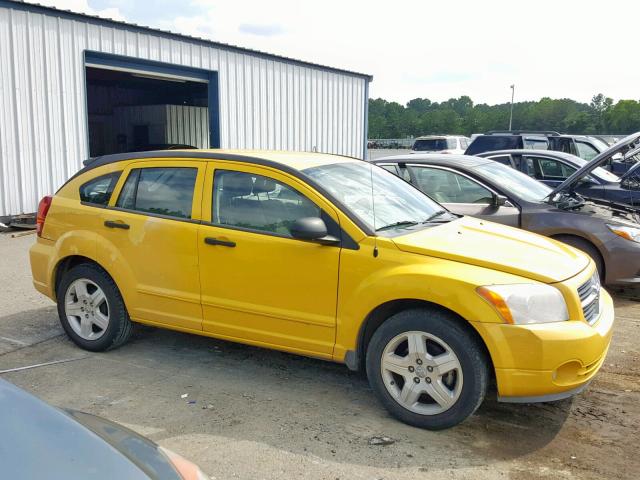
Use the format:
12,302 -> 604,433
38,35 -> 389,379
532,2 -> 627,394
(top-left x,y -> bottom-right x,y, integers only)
412,138 -> 448,151
116,167 -> 197,219
79,172 -> 121,206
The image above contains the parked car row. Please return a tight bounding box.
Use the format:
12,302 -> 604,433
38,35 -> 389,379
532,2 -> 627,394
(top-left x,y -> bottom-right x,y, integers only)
377,133 -> 640,286
464,130 -> 637,174
29,135 -> 637,432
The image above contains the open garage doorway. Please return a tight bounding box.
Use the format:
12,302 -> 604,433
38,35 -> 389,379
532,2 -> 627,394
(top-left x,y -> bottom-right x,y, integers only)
84,52 -> 219,157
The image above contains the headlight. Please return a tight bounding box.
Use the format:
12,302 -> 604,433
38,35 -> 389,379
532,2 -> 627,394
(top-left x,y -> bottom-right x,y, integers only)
477,284 -> 569,324
607,224 -> 640,243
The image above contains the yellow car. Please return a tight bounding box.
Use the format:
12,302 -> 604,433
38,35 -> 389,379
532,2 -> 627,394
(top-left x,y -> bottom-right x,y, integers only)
29,150 -> 614,429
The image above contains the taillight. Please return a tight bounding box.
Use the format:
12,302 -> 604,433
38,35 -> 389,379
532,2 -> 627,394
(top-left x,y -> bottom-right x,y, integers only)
36,195 -> 53,237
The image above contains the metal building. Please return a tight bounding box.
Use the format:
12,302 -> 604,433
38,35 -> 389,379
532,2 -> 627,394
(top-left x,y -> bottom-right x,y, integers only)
0,0 -> 372,219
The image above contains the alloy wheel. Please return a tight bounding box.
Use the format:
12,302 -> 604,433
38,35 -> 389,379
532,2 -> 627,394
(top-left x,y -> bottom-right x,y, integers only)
64,278 -> 110,341
380,330 -> 463,415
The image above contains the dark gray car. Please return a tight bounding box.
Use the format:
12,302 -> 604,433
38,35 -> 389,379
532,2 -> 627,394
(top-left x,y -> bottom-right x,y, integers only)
0,378 -> 208,480
374,134 -> 640,286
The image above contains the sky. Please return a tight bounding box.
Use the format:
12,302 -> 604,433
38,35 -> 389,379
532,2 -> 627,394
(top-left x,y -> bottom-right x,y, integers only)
27,0 -> 640,106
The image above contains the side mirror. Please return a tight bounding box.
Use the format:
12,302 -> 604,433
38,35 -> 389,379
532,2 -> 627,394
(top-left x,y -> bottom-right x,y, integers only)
492,194 -> 508,207
290,217 -> 340,245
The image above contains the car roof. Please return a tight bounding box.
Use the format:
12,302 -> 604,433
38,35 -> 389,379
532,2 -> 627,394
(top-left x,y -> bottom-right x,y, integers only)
373,153 -> 494,168
476,149 -> 588,166
82,149 -> 361,173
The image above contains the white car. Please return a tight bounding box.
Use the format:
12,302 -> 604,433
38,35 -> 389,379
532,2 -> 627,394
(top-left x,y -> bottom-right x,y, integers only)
410,135 -> 470,154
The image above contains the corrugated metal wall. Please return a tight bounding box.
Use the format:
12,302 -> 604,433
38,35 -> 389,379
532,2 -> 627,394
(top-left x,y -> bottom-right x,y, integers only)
0,3 -> 369,216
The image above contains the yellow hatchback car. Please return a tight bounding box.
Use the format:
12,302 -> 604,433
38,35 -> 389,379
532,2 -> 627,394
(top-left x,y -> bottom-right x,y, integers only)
30,150 -> 614,429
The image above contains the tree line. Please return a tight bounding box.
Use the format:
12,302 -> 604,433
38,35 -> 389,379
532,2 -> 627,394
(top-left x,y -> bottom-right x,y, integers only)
368,94 -> 640,138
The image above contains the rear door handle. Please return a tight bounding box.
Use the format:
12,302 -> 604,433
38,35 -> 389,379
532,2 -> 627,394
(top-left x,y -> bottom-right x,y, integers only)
104,220 -> 130,230
204,237 -> 236,247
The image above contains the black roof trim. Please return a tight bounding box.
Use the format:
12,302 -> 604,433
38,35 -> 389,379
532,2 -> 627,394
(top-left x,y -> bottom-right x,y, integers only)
2,0 -> 372,81
485,130 -> 560,136
74,150 -> 375,236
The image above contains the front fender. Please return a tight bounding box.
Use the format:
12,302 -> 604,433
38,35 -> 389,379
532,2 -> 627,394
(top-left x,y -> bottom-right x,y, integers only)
333,242 -> 526,363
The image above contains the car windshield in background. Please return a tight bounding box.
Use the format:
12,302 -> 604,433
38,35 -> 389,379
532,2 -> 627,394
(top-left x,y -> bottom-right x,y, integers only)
303,162 -> 444,234
592,166 -> 620,183
413,139 -> 449,151
474,161 -> 552,202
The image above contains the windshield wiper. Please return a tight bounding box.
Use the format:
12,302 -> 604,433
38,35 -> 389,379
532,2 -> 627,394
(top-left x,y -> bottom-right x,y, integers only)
422,210 -> 449,223
375,220 -> 419,232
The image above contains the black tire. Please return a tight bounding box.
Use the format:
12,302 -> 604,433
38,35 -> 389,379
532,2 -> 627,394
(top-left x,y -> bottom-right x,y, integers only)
554,235 -> 604,282
366,308 -> 489,430
56,263 -> 132,352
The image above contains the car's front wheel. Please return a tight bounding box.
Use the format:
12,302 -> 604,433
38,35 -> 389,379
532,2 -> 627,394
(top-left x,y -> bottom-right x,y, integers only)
56,263 -> 132,352
366,308 -> 489,430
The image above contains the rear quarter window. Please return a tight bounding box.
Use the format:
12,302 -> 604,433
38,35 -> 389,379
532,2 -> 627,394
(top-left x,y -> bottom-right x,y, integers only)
79,172 -> 121,206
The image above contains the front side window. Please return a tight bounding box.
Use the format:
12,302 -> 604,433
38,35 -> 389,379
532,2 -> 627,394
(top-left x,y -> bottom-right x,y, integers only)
576,141 -> 599,161
212,170 -> 320,236
474,161 -> 552,202
116,167 -> 197,219
303,162 -> 443,235
536,158 -> 576,179
79,172 -> 121,205
409,166 -> 493,204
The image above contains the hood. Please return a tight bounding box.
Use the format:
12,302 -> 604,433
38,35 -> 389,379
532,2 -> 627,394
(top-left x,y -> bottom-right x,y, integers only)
549,131 -> 640,197
392,217 -> 589,283
0,378 -> 180,480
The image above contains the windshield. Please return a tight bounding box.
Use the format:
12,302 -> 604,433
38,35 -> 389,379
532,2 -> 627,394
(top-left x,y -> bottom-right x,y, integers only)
474,161 -> 552,202
303,162 -> 445,234
412,138 -> 451,151
591,166 -> 620,183
588,137 -> 609,152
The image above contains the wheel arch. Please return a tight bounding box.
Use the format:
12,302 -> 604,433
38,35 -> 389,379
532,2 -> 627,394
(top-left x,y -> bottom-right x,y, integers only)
348,299 -> 495,380
550,233 -> 605,280
53,255 -> 117,302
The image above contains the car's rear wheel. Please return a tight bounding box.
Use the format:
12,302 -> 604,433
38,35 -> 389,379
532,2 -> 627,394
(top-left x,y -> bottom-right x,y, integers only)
57,263 -> 132,351
366,308 -> 488,430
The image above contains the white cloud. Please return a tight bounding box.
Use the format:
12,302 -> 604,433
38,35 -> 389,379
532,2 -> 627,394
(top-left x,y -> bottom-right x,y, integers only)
24,0 -> 640,106
25,0 -> 124,21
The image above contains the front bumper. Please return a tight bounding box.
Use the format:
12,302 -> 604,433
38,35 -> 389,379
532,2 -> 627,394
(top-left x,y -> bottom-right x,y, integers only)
472,289 -> 614,401
603,234 -> 640,285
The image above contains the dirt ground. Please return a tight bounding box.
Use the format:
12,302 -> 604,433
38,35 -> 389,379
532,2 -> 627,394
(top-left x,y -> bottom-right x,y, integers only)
1,231 -> 638,480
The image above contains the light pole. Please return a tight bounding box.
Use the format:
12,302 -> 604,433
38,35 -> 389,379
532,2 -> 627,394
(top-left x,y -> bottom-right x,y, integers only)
509,84 -> 515,130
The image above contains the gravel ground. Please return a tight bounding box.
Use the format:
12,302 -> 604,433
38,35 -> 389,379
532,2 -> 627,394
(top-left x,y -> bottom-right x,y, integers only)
1,231 -> 639,480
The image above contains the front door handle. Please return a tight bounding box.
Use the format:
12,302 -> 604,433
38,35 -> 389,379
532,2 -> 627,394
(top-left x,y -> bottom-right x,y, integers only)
104,220 -> 130,230
204,237 -> 236,247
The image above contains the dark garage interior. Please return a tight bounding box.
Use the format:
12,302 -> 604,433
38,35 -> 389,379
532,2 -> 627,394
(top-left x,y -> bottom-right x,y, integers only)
85,66 -> 210,157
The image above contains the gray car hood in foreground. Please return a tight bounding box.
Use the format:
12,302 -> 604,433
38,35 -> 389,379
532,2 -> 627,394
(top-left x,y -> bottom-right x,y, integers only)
550,131 -> 640,198
0,378 -> 181,480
